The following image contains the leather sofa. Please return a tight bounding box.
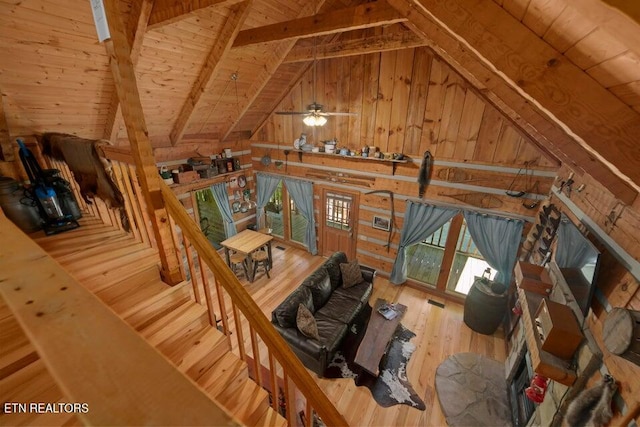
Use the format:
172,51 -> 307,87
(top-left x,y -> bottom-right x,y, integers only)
271,252 -> 375,376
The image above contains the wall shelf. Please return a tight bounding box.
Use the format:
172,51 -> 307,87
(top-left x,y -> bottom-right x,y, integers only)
517,287 -> 577,386
293,150 -> 408,175
168,170 -> 245,195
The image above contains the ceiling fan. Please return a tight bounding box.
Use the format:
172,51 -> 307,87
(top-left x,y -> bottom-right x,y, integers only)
276,102 -> 356,126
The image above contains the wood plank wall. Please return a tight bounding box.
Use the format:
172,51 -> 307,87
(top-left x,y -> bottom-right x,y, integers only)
252,47 -> 559,276
0,0 -> 112,138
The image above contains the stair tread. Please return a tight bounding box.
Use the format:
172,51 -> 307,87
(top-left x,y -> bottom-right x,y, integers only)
140,302 -> 208,346
215,377 -> 270,426
76,249 -> 159,288
0,307 -> 32,362
165,326 -> 230,380
51,235 -> 139,262
122,285 -> 192,331
58,242 -> 153,272
97,271 -> 166,311
33,224 -> 120,245
199,353 -> 249,399
0,342 -> 39,381
0,360 -> 76,426
37,231 -> 129,255
256,407 -> 288,427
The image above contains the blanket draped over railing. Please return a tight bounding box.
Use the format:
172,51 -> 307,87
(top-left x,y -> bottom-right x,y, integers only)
41,133 -> 125,209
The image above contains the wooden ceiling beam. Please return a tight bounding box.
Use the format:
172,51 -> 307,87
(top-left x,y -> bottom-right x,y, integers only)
170,0 -> 252,146
388,0 -> 638,204
252,32 -> 344,135
221,42 -> 295,140
283,29 -> 426,63
232,1 -> 406,48
103,0 -> 154,143
220,0 -> 330,140
568,0 -> 640,58
147,0 -> 243,30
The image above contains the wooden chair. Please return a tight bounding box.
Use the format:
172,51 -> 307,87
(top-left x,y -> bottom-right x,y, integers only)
252,248 -> 270,279
229,252 -> 248,278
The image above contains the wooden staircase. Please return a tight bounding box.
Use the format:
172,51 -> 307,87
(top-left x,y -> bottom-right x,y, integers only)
1,216 -> 287,426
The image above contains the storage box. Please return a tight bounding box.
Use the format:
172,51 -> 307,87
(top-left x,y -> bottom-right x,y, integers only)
172,170 -> 198,184
514,261 -> 553,295
197,168 -> 218,179
535,299 -> 583,359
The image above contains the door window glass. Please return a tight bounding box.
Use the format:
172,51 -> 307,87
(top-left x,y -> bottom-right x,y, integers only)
325,192 -> 352,230
446,219 -> 495,295
265,182 -> 284,238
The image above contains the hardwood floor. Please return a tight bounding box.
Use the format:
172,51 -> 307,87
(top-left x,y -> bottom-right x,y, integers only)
230,241 -> 508,426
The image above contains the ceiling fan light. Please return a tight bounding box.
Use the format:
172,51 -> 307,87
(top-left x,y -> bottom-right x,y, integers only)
303,115 -> 327,126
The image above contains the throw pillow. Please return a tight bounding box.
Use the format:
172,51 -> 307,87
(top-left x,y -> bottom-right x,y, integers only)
340,259 -> 363,288
296,303 -> 320,340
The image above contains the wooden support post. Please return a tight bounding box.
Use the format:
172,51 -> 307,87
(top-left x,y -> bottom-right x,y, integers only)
104,0 -> 154,143
103,0 -> 184,285
0,94 -> 15,162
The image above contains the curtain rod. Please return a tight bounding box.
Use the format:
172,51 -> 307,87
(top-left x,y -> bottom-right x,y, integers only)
404,196 -> 534,222
256,171 -> 314,184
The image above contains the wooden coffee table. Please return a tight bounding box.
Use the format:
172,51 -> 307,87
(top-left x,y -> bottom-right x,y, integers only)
354,298 -> 407,377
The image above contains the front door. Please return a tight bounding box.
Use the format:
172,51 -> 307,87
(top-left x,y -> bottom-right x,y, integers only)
320,189 -> 358,259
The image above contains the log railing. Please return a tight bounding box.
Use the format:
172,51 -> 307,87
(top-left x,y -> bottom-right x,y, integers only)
159,182 -> 348,426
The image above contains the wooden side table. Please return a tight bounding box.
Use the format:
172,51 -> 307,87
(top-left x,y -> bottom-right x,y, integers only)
354,298 -> 407,376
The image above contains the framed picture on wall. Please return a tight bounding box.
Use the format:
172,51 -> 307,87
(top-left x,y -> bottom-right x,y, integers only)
372,215 -> 391,231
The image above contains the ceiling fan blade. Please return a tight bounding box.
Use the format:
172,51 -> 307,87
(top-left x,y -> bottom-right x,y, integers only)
323,112 -> 359,116
275,111 -> 312,115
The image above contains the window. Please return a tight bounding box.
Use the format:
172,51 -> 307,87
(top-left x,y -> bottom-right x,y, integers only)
406,214 -> 495,296
195,188 -> 225,249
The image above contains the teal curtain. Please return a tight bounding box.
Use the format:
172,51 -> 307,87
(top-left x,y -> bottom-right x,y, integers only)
210,182 -> 236,238
390,201 -> 459,284
463,211 -> 523,286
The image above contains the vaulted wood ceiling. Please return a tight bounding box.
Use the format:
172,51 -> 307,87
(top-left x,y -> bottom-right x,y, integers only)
1,0 -> 639,202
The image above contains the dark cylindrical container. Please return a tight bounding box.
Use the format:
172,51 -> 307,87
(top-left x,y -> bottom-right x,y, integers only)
463,277 -> 507,335
0,177 -> 42,232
